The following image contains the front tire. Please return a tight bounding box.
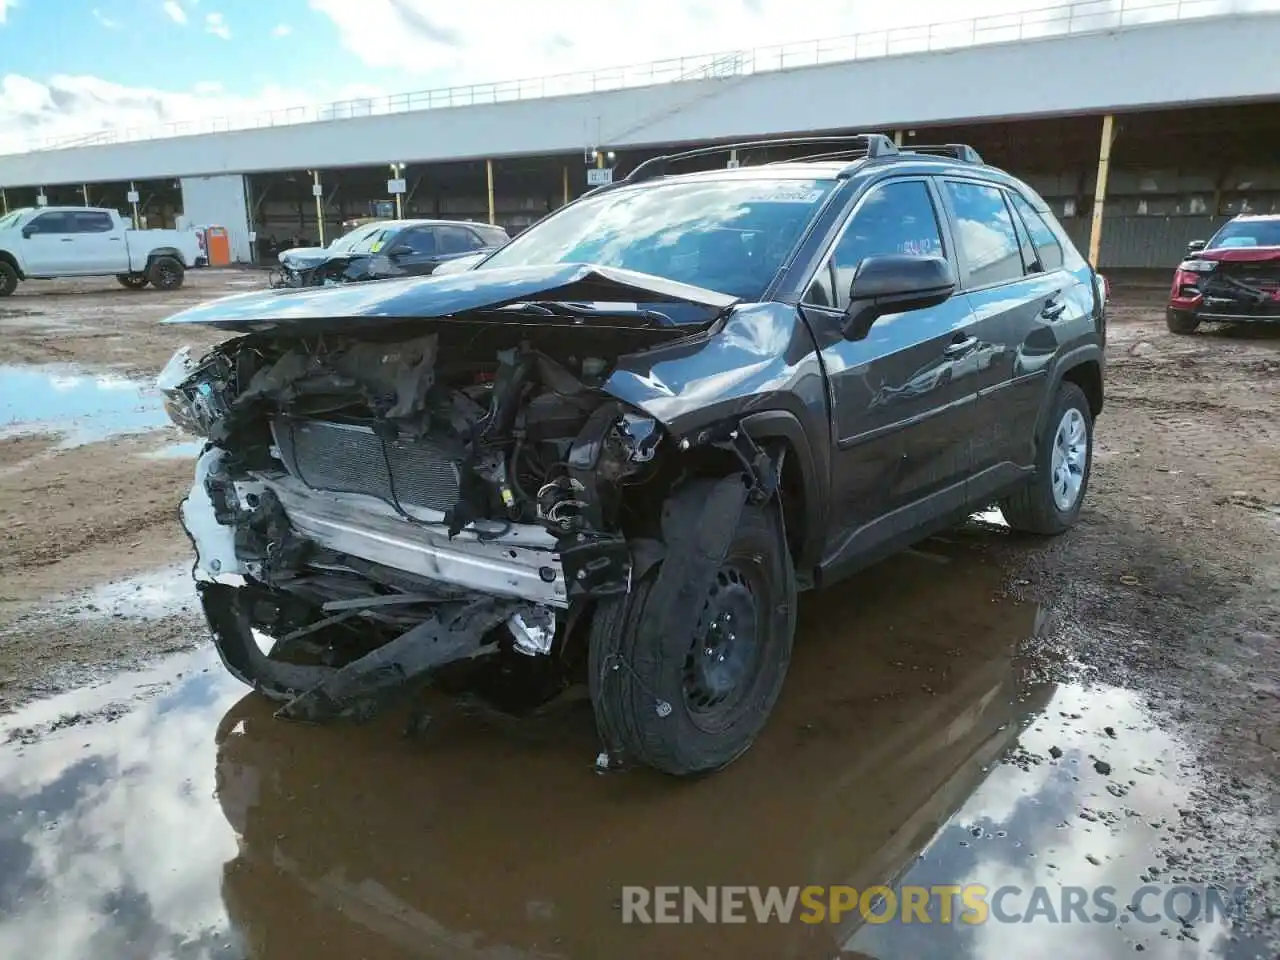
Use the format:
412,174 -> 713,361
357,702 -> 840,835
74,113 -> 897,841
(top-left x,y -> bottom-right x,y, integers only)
0,261 -> 17,297
148,256 -> 185,290
589,487 -> 796,776
1000,381 -> 1093,535
1166,308 -> 1200,334
117,272 -> 150,290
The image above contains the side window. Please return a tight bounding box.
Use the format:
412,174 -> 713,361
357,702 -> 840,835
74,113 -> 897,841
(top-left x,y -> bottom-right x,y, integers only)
70,211 -> 114,233
26,212 -> 72,235
805,180 -> 945,309
397,228 -> 437,255
942,180 -> 1025,287
438,226 -> 482,254
1008,192 -> 1065,271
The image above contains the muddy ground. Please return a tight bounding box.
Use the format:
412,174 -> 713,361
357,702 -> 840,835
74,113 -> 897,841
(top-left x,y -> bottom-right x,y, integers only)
0,271 -> 1277,958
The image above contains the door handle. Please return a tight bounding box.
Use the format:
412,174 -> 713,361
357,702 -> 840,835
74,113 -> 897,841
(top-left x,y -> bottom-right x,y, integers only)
60,238 -> 74,243
1042,297 -> 1067,320
943,336 -> 978,357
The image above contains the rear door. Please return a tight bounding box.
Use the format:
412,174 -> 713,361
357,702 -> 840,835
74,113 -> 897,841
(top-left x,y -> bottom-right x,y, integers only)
800,176 -> 980,567
937,178 -> 1070,490
435,225 -> 489,269
67,210 -> 128,273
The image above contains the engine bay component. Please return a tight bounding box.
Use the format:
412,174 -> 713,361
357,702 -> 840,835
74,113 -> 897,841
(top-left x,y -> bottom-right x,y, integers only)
507,608 -> 557,657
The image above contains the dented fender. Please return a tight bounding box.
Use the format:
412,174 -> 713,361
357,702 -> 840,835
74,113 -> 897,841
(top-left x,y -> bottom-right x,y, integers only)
602,301 -> 832,575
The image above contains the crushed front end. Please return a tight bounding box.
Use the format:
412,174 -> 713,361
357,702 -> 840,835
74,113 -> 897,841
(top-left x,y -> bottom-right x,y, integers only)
158,313 -> 686,725
1169,253 -> 1280,327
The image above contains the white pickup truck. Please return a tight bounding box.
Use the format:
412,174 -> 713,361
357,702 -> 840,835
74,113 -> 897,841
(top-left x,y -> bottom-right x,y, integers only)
0,206 -> 201,296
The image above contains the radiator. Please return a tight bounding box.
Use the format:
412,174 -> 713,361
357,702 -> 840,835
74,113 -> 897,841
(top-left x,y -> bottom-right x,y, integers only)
271,417 -> 462,514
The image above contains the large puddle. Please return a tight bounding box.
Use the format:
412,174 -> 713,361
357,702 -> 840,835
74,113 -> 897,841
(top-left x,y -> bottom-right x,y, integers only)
0,526 -> 1266,959
0,363 -> 169,447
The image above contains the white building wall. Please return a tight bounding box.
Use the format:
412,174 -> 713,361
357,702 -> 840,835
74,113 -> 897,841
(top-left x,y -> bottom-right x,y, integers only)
178,174 -> 253,263
1,14 -> 1278,188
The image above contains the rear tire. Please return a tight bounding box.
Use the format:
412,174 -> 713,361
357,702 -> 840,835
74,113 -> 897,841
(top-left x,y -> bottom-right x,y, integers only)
148,256 -> 185,290
116,272 -> 150,290
1166,309 -> 1200,334
0,261 -> 17,297
588,485 -> 796,776
1000,381 -> 1093,535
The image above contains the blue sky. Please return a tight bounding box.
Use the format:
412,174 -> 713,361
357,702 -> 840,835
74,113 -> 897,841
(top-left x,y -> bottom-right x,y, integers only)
0,1 -> 383,96
0,0 -> 1212,154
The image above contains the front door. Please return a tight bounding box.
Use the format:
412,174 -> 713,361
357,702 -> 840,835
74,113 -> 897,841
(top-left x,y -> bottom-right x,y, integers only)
799,177 -> 981,569
20,211 -> 81,275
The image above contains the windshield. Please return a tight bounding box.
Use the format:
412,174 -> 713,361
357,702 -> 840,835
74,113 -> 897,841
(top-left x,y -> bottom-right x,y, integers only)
329,222 -> 386,252
1208,218 -> 1280,249
0,209 -> 27,230
479,177 -> 836,300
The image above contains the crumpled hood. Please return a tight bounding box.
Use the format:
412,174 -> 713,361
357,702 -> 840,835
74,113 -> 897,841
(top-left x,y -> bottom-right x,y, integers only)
162,262 -> 737,333
1197,246 -> 1280,263
278,246 -> 347,269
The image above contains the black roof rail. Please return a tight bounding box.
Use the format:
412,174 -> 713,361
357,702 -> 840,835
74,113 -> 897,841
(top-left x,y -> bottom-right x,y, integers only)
624,134 -> 899,183
900,143 -> 985,164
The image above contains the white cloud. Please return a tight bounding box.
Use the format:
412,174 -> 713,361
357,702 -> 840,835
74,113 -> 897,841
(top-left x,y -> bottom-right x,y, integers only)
0,0 -> 15,26
272,22 -> 291,37
203,10 -> 229,39
306,0 -> 1045,86
161,0 -> 185,24
92,7 -> 120,28
0,73 -> 381,154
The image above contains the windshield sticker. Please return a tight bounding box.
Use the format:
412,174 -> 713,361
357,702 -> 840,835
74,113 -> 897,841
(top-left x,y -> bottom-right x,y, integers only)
754,185 -> 828,204
369,240 -> 384,252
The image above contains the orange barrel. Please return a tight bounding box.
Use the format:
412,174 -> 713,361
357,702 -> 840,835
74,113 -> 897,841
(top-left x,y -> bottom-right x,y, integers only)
205,226 -> 232,266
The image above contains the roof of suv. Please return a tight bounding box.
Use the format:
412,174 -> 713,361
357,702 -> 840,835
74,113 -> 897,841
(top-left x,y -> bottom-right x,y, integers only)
613,154 -> 1013,187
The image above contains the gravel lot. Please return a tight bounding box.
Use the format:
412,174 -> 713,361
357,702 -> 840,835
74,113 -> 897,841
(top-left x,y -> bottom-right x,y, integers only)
0,269 -> 1276,957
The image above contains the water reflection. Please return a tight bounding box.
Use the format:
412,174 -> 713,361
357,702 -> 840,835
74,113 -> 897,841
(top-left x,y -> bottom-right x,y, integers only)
0,523 -> 1247,959
0,363 -> 169,447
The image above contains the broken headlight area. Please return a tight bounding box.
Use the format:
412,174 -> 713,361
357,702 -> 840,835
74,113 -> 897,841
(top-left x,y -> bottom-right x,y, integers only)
166,324 -> 674,722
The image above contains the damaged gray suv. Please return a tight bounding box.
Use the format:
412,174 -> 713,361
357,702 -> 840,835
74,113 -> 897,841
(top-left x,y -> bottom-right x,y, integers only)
159,135 -> 1106,776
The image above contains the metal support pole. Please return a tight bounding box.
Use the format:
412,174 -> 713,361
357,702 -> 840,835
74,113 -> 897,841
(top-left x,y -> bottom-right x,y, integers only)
893,129 -> 904,147
312,170 -> 325,247
486,159 -> 496,225
82,184 -> 90,206
129,181 -> 140,229
1087,114 -> 1115,267
390,163 -> 405,219
0,189 -> 7,215
562,165 -> 569,206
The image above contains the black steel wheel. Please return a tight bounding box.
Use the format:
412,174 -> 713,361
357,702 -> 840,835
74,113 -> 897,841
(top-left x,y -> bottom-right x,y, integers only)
589,481 -> 796,776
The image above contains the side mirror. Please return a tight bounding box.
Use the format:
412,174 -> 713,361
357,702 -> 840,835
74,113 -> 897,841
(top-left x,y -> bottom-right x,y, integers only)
1186,239 -> 1206,253
21,226 -> 35,239
386,244 -> 413,258
842,254 -> 957,340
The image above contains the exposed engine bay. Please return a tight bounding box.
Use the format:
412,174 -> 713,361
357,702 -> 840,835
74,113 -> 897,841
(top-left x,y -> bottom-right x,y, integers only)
160,313 -> 761,726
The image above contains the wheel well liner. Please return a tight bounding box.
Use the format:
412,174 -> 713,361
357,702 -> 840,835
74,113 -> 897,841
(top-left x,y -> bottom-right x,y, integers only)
738,409 -> 825,577
1062,359 -> 1103,418
0,250 -> 23,279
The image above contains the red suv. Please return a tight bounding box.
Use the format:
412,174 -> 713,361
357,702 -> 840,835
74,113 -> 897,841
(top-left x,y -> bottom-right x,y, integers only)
1167,214 -> 1280,334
